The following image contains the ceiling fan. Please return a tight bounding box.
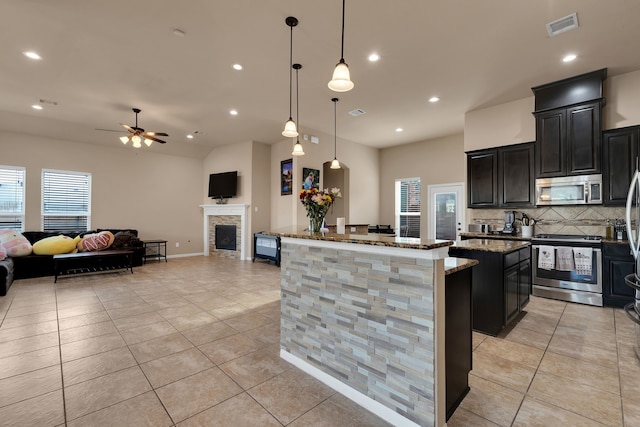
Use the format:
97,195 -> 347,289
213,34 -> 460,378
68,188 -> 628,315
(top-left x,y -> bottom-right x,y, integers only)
118,108 -> 168,147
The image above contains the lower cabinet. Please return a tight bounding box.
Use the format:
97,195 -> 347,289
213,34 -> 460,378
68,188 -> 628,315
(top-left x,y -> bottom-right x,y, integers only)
603,242 -> 635,308
449,246 -> 531,336
445,266 -> 472,420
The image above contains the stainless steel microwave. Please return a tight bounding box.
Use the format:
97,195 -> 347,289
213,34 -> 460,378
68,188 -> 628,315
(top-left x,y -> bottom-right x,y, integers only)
535,174 -> 603,206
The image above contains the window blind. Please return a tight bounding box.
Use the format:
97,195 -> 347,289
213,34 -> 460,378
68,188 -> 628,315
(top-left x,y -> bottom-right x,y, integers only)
0,166 -> 26,230
398,178 -> 421,238
41,169 -> 91,232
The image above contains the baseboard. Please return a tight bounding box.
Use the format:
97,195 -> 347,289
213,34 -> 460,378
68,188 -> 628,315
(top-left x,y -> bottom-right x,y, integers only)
279,349 -> 421,427
166,252 -> 204,259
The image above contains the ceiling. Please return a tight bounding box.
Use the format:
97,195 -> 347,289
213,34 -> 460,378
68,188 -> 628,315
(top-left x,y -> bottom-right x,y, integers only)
2,0 -> 640,158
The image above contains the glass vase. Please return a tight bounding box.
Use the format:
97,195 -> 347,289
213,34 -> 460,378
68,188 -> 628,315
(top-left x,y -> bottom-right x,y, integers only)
308,214 -> 325,233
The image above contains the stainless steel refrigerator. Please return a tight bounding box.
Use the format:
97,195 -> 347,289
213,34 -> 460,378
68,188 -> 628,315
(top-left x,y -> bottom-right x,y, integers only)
625,168 -> 640,360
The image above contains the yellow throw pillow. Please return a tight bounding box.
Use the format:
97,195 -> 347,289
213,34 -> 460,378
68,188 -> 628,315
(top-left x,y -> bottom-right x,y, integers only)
33,235 -> 81,255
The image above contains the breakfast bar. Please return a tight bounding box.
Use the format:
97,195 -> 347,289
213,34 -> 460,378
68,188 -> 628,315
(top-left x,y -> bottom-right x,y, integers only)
269,229 -> 471,426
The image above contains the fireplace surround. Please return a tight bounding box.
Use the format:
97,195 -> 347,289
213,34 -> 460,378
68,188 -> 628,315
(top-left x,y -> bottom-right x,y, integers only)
200,204 -> 250,260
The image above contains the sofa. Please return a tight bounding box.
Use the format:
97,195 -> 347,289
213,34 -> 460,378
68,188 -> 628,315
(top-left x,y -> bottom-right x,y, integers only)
1,228 -> 144,296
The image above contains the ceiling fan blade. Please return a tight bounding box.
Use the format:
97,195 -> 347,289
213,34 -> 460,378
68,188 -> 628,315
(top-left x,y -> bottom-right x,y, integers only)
95,128 -> 122,133
145,131 -> 169,137
143,134 -> 167,144
121,124 -> 136,133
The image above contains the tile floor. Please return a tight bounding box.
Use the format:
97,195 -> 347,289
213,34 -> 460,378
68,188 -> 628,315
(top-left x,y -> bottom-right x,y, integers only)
0,256 -> 638,426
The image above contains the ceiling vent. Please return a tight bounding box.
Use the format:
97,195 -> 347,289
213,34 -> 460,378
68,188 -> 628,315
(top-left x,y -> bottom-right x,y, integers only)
348,108 -> 366,117
546,13 -> 579,37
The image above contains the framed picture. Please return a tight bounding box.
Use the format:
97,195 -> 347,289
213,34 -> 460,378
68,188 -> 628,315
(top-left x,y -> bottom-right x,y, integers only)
302,167 -> 320,190
280,159 -> 293,195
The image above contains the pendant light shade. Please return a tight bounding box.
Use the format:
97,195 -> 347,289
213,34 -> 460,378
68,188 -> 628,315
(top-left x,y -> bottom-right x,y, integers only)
328,0 -> 354,92
329,60 -> 354,92
330,97 -> 341,169
283,17 -> 299,137
291,63 -> 305,156
292,141 -> 305,156
120,136 -> 129,144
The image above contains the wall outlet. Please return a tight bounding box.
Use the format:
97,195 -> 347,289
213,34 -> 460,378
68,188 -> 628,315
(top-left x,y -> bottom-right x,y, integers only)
175,242 -> 179,248
350,227 -> 356,232
311,136 -> 319,144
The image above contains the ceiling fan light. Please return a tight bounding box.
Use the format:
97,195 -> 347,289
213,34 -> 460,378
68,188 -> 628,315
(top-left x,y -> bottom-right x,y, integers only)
132,139 -> 142,148
328,61 -> 354,92
292,141 -> 305,156
120,136 -> 129,144
131,135 -> 142,144
144,138 -> 153,147
282,118 -> 298,137
330,158 -> 341,169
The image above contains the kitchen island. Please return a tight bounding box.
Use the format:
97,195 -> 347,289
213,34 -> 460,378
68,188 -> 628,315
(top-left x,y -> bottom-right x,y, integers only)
449,238 -> 531,336
269,229 -> 473,426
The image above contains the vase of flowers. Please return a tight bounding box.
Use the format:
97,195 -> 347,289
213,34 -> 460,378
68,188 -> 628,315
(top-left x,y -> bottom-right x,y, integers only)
300,187 -> 341,233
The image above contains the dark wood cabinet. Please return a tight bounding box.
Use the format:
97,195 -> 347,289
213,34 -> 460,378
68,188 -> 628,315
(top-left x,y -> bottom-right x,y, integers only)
445,266 -> 472,420
536,109 -> 566,177
603,242 -> 635,308
518,257 -> 531,309
535,101 -> 602,178
448,245 -> 531,336
467,142 -> 534,208
499,143 -> 535,207
603,125 -> 640,206
467,149 -> 498,207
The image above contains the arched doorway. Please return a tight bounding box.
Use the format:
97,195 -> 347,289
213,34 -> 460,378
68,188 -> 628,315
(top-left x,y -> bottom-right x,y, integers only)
323,161 -> 349,225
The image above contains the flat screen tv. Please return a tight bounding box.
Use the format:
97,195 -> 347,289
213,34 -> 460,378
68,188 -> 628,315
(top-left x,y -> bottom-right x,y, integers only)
208,171 -> 237,199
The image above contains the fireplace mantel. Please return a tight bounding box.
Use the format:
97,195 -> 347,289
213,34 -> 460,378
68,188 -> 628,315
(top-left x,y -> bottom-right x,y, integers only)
200,204 -> 250,260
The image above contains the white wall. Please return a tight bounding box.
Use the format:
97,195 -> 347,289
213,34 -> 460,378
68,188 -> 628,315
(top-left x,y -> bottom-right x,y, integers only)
379,133 -> 465,233
270,130 -> 379,231
604,69 -> 640,130
464,97 -> 535,152
0,131 -> 204,256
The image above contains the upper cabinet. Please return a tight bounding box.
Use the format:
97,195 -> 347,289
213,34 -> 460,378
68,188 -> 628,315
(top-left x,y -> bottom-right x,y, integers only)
603,125 -> 640,206
532,69 -> 607,179
467,149 -> 498,207
467,142 -> 534,208
535,101 -> 602,177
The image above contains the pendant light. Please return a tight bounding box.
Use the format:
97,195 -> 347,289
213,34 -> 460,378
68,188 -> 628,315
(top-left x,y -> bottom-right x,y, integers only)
330,98 -> 341,169
328,0 -> 354,92
292,63 -> 305,156
283,17 -> 299,137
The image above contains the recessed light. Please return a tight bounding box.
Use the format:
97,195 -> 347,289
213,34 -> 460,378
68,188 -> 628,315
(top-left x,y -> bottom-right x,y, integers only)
563,53 -> 577,63
23,51 -> 42,60
429,96 -> 440,103
232,64 -> 243,71
32,104 -> 43,110
368,53 -> 380,62
230,110 -> 238,116
395,128 -> 403,133
186,134 -> 194,139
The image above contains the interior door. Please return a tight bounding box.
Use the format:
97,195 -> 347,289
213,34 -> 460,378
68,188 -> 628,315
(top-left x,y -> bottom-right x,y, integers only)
428,183 -> 464,240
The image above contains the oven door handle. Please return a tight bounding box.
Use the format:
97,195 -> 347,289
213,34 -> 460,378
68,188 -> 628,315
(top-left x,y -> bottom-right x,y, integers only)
625,302 -> 640,326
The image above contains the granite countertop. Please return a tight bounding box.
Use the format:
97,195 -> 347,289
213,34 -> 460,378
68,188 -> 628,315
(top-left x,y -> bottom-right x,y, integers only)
444,257 -> 479,275
459,232 -> 532,241
265,227 -> 453,251
450,238 -> 531,253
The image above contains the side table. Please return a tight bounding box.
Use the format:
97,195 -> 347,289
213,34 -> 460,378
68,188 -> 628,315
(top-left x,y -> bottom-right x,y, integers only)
142,240 -> 168,264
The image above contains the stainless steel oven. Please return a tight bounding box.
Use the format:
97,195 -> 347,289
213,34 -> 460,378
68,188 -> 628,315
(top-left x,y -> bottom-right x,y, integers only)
532,234 -> 603,306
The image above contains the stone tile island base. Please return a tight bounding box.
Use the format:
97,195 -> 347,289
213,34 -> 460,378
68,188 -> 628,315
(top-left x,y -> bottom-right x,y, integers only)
279,236 -> 449,426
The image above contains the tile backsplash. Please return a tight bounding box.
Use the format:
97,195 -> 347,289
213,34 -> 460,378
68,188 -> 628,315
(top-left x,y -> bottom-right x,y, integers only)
469,206 -> 628,237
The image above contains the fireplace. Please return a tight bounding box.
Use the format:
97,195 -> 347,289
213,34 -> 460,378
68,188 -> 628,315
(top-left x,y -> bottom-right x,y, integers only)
200,204 -> 249,260
215,225 -> 237,251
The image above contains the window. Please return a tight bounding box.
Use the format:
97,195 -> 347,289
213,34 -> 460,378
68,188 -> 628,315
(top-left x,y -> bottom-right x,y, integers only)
395,178 -> 421,238
42,169 -> 91,232
0,165 -> 26,231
